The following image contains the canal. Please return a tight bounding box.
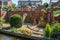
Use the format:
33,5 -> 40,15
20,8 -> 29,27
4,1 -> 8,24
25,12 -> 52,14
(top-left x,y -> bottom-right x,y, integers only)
0,34 -> 33,40
0,34 -> 20,40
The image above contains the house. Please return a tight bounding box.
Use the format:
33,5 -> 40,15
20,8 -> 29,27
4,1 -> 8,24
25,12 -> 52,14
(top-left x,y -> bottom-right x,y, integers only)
0,0 -> 2,17
0,0 -> 12,18
50,0 -> 60,6
0,0 -> 2,7
18,0 -> 42,6
2,0 -> 12,7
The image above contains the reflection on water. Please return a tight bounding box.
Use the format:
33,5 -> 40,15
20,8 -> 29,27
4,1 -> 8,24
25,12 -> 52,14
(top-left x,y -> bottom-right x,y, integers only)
0,34 -> 18,40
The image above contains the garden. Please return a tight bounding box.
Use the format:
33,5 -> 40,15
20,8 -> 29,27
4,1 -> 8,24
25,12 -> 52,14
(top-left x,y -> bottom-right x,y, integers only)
0,2 -> 60,40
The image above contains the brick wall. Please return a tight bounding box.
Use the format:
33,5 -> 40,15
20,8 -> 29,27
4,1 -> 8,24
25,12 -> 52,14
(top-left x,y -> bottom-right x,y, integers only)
5,11 -> 53,24
0,7 -> 1,17
55,15 -> 60,23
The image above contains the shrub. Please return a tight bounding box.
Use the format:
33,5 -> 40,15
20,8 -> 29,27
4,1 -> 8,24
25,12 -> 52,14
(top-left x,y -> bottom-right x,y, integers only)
0,18 -> 5,23
43,2 -> 49,8
11,27 -> 18,32
20,28 -> 32,36
45,23 -> 51,38
51,23 -> 60,38
0,18 -> 5,28
10,14 -> 22,28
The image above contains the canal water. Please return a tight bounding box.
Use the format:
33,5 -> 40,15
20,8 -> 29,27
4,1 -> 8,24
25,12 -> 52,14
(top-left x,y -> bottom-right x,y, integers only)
0,34 -> 19,40
0,34 -> 33,40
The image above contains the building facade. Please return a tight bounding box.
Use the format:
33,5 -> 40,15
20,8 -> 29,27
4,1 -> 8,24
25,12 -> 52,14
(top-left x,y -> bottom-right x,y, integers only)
50,0 -> 60,6
0,0 -> 2,17
2,0 -> 12,6
0,0 -> 2,7
18,0 -> 42,6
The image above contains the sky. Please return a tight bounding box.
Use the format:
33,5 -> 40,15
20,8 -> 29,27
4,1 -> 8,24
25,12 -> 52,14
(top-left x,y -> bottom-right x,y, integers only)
12,0 -> 58,6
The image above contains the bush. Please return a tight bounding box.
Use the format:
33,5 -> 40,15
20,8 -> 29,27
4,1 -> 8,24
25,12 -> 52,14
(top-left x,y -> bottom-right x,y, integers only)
0,18 -> 5,23
43,2 -> 49,8
11,27 -> 18,32
45,23 -> 51,38
51,23 -> 60,38
10,14 -> 22,28
20,29 -> 32,36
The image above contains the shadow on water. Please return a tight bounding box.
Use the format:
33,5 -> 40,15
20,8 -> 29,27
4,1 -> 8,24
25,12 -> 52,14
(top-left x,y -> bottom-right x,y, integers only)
0,34 -> 18,40
0,34 -> 34,40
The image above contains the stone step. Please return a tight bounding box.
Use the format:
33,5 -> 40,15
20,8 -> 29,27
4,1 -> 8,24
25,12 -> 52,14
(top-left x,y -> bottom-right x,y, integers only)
31,34 -> 43,37
32,31 -> 44,36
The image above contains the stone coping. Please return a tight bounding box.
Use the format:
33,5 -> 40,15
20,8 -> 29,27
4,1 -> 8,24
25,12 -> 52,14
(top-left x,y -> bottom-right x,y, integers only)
0,29 -> 57,40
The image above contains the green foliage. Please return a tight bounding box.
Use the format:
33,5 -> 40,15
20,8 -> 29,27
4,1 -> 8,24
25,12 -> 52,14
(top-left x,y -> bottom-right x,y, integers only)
11,3 -> 16,8
54,10 -> 60,16
2,5 -> 13,11
2,5 -> 8,11
40,16 -> 44,21
8,6 -> 13,11
58,3 -> 60,6
43,2 -> 49,8
0,18 -> 5,23
20,29 -> 32,35
17,5 -> 21,8
41,9 -> 46,13
51,23 -> 60,38
45,23 -> 51,38
2,3 -> 16,11
11,27 -> 18,32
10,14 -> 22,28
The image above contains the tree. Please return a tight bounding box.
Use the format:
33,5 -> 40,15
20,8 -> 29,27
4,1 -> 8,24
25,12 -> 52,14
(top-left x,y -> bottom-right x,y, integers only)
8,6 -> 13,11
2,3 -> 16,11
58,3 -> 60,6
2,5 -> 8,11
11,3 -> 16,9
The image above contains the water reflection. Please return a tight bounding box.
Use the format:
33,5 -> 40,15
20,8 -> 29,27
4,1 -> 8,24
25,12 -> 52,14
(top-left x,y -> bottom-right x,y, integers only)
0,34 -> 18,40
3,36 -> 10,40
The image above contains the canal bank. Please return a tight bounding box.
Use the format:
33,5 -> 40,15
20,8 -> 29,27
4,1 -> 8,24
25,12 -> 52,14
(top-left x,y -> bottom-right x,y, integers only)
0,29 -> 56,40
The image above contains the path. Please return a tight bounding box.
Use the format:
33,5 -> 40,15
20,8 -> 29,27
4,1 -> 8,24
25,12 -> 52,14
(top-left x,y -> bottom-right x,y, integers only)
2,23 -> 44,38
27,25 -> 44,37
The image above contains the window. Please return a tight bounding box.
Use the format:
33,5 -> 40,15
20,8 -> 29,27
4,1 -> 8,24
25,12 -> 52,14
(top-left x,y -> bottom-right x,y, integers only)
3,0 -> 7,2
0,1 -> 2,5
19,0 -> 28,1
30,0 -> 40,1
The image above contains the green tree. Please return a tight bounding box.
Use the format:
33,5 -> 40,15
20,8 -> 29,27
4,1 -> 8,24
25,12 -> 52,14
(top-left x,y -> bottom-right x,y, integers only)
2,3 -> 16,11
45,23 -> 51,38
8,6 -> 13,11
58,3 -> 60,6
11,3 -> 16,9
2,5 -> 8,11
